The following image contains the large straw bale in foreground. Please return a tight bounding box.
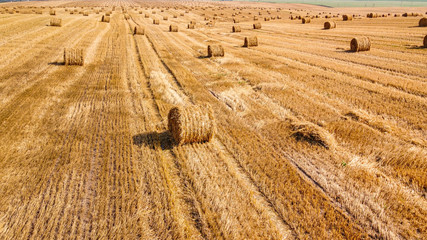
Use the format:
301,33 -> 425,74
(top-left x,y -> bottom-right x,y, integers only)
50,17 -> 62,27
64,48 -> 84,66
424,35 -> 427,47
243,36 -> 258,47
207,45 -> 224,57
419,17 -> 427,27
101,15 -> 110,22
168,105 -> 216,145
134,26 -> 144,35
350,37 -> 371,52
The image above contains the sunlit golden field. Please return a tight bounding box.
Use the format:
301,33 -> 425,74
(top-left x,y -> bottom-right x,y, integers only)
0,0 -> 426,239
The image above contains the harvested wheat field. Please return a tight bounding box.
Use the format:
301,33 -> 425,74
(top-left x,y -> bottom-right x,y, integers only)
0,0 -> 426,239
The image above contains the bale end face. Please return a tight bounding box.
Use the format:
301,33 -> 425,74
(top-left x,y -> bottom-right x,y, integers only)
232,25 -> 241,32
419,17 -> 427,27
64,48 -> 84,66
207,45 -> 224,57
243,36 -> 258,47
350,37 -> 371,52
168,106 -> 216,145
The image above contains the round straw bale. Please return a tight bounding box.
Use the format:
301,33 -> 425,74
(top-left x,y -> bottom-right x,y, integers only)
394,14 -> 401,17
264,16 -> 270,21
419,17 -> 427,27
64,48 -> 84,66
302,17 -> 310,24
367,13 -> 377,18
233,18 -> 240,23
101,15 -> 110,22
168,105 -> 216,145
350,37 -> 371,52
163,16 -> 168,20
169,24 -> 178,32
424,35 -> 427,47
253,16 -> 258,20
124,14 -> 129,19
50,17 -> 62,27
187,23 -> 195,29
153,19 -> 159,24
324,21 -> 336,29
253,22 -> 261,29
232,25 -> 241,32
49,9 -> 55,15
134,26 -> 144,35
207,44 -> 224,57
173,14 -> 177,18
145,14 -> 149,18
243,36 -> 258,47
342,14 -> 352,21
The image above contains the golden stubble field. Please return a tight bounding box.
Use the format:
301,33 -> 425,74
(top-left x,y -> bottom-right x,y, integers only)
0,0 -> 426,239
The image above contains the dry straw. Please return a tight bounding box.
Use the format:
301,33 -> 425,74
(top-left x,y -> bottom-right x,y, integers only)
169,24 -> 178,32
207,45 -> 224,57
290,121 -> 336,150
419,17 -> 427,27
253,22 -> 261,29
168,105 -> 216,145
367,13 -> 378,18
302,17 -> 310,24
134,26 -> 144,35
50,18 -> 62,27
324,21 -> 336,29
101,15 -> 110,22
350,37 -> 371,52
342,14 -> 352,21
64,48 -> 84,66
243,36 -> 258,47
232,25 -> 241,32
